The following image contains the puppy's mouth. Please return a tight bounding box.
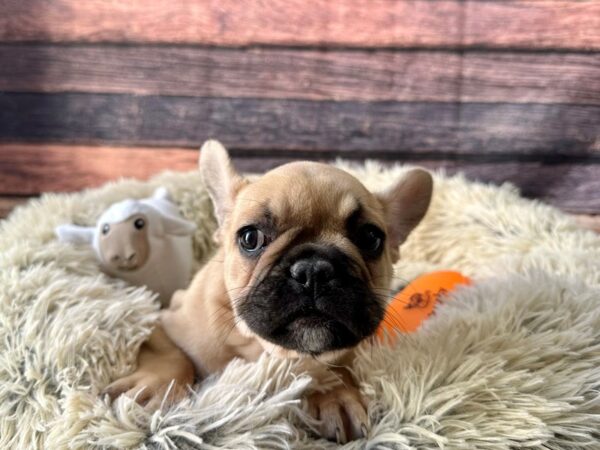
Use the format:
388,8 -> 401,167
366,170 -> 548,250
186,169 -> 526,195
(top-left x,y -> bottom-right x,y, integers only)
285,312 -> 332,330
278,310 -> 359,355
113,262 -> 141,271
240,293 -> 379,355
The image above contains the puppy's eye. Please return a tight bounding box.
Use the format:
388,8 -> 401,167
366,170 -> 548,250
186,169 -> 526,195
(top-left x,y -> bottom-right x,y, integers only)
101,224 -> 110,235
356,224 -> 384,257
134,218 -> 145,230
238,226 -> 267,253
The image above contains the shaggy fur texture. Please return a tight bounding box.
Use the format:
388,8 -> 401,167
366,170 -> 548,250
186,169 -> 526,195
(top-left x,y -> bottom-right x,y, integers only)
1,162 -> 599,449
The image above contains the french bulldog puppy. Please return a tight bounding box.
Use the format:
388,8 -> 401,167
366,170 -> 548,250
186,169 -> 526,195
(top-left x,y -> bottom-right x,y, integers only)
105,140 -> 433,443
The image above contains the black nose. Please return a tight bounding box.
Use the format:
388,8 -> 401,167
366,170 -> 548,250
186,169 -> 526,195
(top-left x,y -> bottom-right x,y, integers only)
290,256 -> 335,289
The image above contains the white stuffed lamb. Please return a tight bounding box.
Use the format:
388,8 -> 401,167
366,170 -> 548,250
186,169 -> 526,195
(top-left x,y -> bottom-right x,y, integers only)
56,188 -> 196,307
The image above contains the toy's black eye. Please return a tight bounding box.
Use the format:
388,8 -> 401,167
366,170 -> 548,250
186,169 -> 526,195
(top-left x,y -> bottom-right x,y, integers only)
134,218 -> 145,230
356,224 -> 384,257
101,223 -> 110,235
238,226 -> 267,253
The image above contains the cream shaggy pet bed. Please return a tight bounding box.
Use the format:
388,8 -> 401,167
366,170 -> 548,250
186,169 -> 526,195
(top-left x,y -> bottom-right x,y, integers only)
1,162 -> 600,450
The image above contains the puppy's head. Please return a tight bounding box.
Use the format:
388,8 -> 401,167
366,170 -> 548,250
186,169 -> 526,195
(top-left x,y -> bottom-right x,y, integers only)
200,140 -> 433,357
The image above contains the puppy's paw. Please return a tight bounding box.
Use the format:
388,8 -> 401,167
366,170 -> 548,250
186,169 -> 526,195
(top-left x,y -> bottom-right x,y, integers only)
307,385 -> 370,444
103,367 -> 194,411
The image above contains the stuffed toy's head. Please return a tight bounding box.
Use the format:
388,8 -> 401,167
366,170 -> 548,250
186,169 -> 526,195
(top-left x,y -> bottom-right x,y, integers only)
56,188 -> 196,306
97,212 -> 150,272
56,188 -> 195,271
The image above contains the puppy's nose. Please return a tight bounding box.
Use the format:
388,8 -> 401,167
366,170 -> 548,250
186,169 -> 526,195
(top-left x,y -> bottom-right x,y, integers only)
290,257 -> 334,289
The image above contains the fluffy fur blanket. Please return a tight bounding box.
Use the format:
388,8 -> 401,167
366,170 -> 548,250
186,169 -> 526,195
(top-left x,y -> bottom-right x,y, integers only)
1,162 -> 599,449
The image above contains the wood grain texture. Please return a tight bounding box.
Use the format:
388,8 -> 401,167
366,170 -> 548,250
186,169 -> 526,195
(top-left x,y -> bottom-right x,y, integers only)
413,160 -> 600,214
2,1 -> 599,49
461,52 -> 600,105
465,1 -> 600,50
2,45 -> 599,105
0,93 -> 460,151
0,45 -> 462,102
0,0 -> 462,47
0,196 -> 30,219
1,93 -> 599,154
0,143 -> 197,193
455,103 -> 600,154
1,143 -> 599,213
573,215 -> 600,233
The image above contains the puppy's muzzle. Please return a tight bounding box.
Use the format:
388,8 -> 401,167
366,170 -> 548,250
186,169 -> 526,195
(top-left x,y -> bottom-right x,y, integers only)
238,243 -> 384,354
289,255 -> 334,292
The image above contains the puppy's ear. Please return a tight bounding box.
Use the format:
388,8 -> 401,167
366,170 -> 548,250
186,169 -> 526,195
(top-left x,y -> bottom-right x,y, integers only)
377,169 -> 433,258
199,140 -> 246,226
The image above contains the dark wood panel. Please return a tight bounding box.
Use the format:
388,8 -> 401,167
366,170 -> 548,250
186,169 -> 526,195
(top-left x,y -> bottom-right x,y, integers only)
1,93 -> 599,155
413,160 -> 600,214
0,45 -> 461,102
0,93 -> 460,151
455,103 -> 600,154
2,46 -> 600,105
465,1 -> 600,50
0,0 -> 462,47
462,53 -> 600,105
1,143 -> 598,214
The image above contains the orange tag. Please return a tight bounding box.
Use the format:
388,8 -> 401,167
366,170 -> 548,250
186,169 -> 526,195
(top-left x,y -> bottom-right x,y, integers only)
376,271 -> 470,340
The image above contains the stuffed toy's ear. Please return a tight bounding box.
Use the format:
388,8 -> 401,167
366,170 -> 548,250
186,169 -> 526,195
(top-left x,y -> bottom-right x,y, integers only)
55,224 -> 95,245
152,187 -> 172,202
377,169 -> 433,258
160,214 -> 197,236
199,139 -> 246,226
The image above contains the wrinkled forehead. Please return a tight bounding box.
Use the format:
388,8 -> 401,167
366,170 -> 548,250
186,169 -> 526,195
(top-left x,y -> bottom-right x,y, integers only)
231,163 -> 384,231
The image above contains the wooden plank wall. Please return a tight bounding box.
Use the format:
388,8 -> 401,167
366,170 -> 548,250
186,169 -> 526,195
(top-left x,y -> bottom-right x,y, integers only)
0,0 -> 599,214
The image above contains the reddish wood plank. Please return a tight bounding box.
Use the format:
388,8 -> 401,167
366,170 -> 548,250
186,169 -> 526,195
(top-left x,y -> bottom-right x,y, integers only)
0,143 -> 197,193
0,45 -> 461,102
465,1 -> 600,50
1,144 -> 599,214
2,93 -> 599,155
2,1 -> 599,49
0,0 -> 462,47
0,196 -> 30,219
573,215 -> 600,233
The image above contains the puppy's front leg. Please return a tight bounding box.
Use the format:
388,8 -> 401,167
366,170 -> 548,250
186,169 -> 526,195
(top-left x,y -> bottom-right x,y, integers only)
103,324 -> 195,410
306,367 -> 369,444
